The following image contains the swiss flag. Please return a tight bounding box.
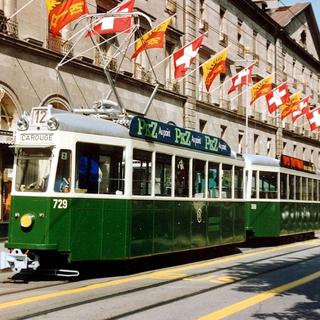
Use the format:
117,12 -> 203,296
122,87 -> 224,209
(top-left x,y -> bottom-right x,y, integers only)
93,0 -> 134,35
228,63 -> 254,94
306,106 -> 320,131
265,82 -> 290,113
173,35 -> 204,79
292,96 -> 309,123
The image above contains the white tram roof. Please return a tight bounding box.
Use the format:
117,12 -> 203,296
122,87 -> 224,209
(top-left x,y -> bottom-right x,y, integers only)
52,108 -> 130,139
244,154 -> 280,168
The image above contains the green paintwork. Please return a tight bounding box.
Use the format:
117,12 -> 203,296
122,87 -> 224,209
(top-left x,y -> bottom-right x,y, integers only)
6,196 -> 246,262
245,202 -> 320,237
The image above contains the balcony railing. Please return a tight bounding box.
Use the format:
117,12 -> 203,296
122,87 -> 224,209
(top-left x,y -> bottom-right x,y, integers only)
0,12 -> 18,38
95,51 -> 117,71
219,32 -> 228,47
238,44 -> 245,58
166,80 -> 180,93
47,34 -> 73,56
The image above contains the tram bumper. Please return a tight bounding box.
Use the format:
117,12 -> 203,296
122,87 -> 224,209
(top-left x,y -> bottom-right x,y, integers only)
0,249 -> 40,273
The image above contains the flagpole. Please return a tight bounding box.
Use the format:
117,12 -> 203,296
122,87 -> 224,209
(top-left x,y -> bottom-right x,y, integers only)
7,0 -> 36,20
245,60 -> 249,155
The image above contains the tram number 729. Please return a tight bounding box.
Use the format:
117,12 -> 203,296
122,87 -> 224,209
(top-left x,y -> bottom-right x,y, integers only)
53,199 -> 68,209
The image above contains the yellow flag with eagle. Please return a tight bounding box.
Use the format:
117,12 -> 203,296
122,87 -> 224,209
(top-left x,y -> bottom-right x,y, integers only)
46,0 -> 87,35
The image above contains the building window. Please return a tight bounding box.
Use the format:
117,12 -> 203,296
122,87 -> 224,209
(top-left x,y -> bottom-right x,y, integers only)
283,142 -> 287,154
199,119 -> 207,132
220,125 -> 227,139
254,134 -> 259,154
267,138 -> 272,156
199,0 -> 208,32
219,7 -> 228,46
293,144 -> 297,157
238,131 -> 244,154
300,30 -> 307,47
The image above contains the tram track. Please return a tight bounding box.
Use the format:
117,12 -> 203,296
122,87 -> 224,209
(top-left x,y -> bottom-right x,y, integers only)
1,239 -> 319,300
3,240 -> 320,320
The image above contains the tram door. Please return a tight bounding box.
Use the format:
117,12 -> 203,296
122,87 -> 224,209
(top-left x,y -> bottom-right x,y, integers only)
191,160 -> 206,247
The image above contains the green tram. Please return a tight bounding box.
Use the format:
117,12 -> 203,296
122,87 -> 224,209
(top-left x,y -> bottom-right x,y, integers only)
244,154 -> 320,238
0,105 -> 246,275
1,105 -> 319,275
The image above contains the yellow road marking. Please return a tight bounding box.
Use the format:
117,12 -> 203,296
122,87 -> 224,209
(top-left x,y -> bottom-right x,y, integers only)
198,271 -> 320,320
0,239 -> 319,310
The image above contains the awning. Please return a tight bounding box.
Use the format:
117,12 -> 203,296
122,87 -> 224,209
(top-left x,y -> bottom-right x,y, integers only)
0,130 -> 14,144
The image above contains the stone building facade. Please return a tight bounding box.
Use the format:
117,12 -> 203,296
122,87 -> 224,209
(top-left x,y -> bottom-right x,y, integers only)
0,0 -> 320,221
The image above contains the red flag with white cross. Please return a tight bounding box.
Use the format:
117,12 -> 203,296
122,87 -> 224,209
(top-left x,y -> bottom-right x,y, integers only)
228,63 -> 255,94
306,106 -> 320,131
92,0 -> 134,35
292,96 -> 310,123
173,35 -> 204,79
265,82 -> 290,113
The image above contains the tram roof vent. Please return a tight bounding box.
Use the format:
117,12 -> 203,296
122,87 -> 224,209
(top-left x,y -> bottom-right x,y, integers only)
73,99 -> 123,119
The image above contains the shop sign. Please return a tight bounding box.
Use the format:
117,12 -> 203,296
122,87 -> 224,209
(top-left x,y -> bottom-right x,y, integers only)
0,130 -> 14,144
281,155 -> 316,173
129,116 -> 231,156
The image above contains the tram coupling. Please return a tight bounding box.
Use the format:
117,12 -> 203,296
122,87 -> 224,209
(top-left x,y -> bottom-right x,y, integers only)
0,249 -> 39,273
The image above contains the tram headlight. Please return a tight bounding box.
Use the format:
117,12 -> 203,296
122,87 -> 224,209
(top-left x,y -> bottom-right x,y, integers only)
47,117 -> 59,130
17,117 -> 29,131
20,214 -> 34,229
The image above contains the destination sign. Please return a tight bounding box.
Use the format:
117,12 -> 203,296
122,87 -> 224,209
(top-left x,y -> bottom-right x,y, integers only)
129,116 -> 231,156
16,132 -> 55,145
281,155 -> 316,173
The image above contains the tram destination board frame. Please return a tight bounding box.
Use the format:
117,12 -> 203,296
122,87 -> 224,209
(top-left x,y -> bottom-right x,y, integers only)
129,116 -> 231,156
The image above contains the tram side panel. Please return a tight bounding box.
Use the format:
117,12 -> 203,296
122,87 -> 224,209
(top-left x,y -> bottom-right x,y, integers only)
70,198 -> 129,261
246,202 -> 320,238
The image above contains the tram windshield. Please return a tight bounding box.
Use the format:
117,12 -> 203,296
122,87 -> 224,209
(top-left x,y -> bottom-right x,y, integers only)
15,148 -> 52,192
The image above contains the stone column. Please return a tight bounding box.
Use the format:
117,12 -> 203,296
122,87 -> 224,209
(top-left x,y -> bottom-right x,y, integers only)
4,0 -> 17,20
0,1 -> 4,11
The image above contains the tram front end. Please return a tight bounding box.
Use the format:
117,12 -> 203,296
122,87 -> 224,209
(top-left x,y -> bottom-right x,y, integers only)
0,106 -> 75,275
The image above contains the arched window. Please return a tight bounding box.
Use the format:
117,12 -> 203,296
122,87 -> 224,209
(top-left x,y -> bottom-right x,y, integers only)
41,95 -> 70,111
0,87 -> 19,130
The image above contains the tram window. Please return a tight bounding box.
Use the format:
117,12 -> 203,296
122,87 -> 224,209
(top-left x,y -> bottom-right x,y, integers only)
193,159 -> 205,198
280,173 -> 287,199
208,162 -> 219,198
222,164 -> 232,198
301,177 -> 307,200
295,176 -> 301,200
76,143 -> 125,194
251,170 -> 257,199
259,171 -> 277,199
155,153 -> 172,196
15,148 -> 52,192
308,178 -> 313,201
234,166 -> 243,199
54,150 -> 71,193
288,175 -> 295,200
175,157 -> 189,197
132,149 -> 152,196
